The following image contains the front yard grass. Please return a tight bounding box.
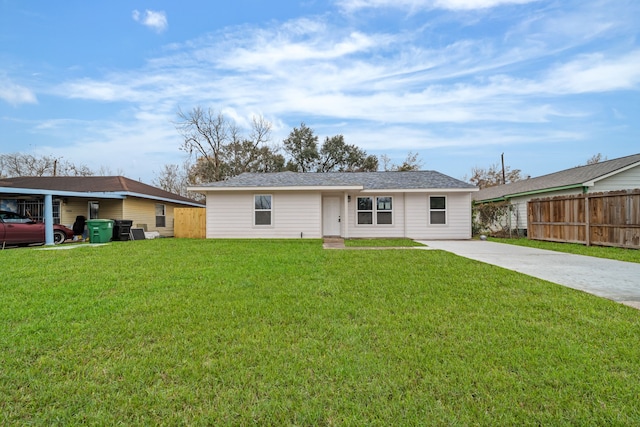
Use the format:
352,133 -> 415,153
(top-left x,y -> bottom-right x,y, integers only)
344,238 -> 425,247
492,237 -> 640,263
1,239 -> 640,425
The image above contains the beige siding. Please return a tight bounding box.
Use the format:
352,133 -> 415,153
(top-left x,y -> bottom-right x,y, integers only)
405,192 -> 472,239
60,198 -> 91,227
207,191 -> 322,238
59,198 -> 122,228
59,196 -> 184,237
99,199 -> 125,219
161,204 -> 179,237
123,197 -> 156,233
123,197 -> 180,237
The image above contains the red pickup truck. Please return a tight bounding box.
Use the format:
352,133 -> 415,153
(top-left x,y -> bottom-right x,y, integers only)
0,210 -> 73,246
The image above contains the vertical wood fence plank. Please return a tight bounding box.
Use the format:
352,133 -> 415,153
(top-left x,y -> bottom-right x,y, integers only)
174,208 -> 206,238
585,195 -> 590,246
528,190 -> 640,249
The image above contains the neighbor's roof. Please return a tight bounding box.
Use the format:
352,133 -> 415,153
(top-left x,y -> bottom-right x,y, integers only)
191,171 -> 477,192
475,153 -> 640,202
0,176 -> 203,206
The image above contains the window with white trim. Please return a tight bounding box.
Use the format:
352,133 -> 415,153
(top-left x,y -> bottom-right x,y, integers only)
254,194 -> 272,226
357,197 -> 373,225
429,196 -> 446,225
357,196 -> 393,225
156,204 -> 166,227
376,196 -> 393,224
88,201 -> 99,220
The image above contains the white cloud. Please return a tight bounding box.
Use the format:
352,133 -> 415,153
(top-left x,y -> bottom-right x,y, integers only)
132,9 -> 168,33
223,31 -> 383,70
544,50 -> 640,94
41,3 -> 638,184
53,13 -> 640,129
0,77 -> 37,106
338,0 -> 540,12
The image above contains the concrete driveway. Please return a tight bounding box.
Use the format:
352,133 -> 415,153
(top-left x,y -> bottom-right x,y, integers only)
418,240 -> 640,309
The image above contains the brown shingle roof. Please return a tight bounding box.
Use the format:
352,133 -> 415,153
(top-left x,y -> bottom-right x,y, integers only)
0,176 -> 202,206
475,153 -> 640,202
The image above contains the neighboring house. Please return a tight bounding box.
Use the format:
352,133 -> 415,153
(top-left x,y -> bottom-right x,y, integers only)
189,171 -> 478,240
0,176 -> 204,238
474,153 -> 640,233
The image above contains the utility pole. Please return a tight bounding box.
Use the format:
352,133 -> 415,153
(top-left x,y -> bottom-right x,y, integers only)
501,153 -> 506,185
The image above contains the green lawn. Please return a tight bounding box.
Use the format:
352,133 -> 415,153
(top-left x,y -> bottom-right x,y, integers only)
2,239 -> 640,425
491,237 -> 640,263
344,238 -> 425,247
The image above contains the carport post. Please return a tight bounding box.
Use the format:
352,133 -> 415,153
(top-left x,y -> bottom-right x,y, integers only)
44,193 -> 54,245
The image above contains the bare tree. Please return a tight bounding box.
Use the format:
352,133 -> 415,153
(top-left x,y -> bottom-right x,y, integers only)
175,107 -> 231,182
0,153 -> 93,177
585,153 -> 607,165
467,163 -> 522,189
154,162 -> 186,194
95,165 -> 125,176
380,151 -> 423,172
223,116 -> 276,176
175,107 -> 276,182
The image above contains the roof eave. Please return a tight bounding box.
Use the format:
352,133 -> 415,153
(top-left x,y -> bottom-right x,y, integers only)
188,185 -> 365,192
584,160 -> 640,186
473,196 -> 506,204
360,187 -> 478,193
122,192 -> 205,207
474,183 -> 588,202
0,187 -> 126,199
503,183 -> 586,199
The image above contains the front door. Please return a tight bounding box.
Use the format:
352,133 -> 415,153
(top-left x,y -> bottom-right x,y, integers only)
322,197 -> 341,236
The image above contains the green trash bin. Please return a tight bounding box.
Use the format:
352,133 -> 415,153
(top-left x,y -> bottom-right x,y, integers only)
86,219 -> 114,243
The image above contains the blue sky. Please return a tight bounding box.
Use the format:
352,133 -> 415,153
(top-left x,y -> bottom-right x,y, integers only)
1,0 -> 639,184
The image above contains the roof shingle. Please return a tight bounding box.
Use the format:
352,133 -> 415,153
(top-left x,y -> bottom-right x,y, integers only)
475,153 -> 640,201
193,170 -> 477,190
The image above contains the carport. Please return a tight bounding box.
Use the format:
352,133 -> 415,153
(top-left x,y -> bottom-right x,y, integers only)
0,186 -> 124,245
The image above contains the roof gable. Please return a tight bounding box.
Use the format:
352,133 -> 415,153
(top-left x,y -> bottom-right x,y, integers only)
475,153 -> 640,202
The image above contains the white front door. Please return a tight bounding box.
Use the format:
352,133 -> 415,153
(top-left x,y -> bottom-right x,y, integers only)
322,197 -> 341,236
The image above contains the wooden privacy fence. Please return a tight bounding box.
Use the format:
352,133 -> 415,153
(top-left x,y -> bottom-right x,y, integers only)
528,189 -> 640,249
174,208 -> 206,238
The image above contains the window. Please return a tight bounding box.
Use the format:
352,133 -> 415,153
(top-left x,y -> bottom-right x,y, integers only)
156,204 -> 166,227
52,201 -> 61,225
0,211 -> 31,223
357,197 -> 373,225
429,196 -> 446,225
88,201 -> 99,220
376,196 -> 392,225
254,195 -> 272,226
357,196 -> 393,225
15,199 -> 61,224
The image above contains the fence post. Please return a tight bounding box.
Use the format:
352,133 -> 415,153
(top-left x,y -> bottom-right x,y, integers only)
585,195 -> 590,247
